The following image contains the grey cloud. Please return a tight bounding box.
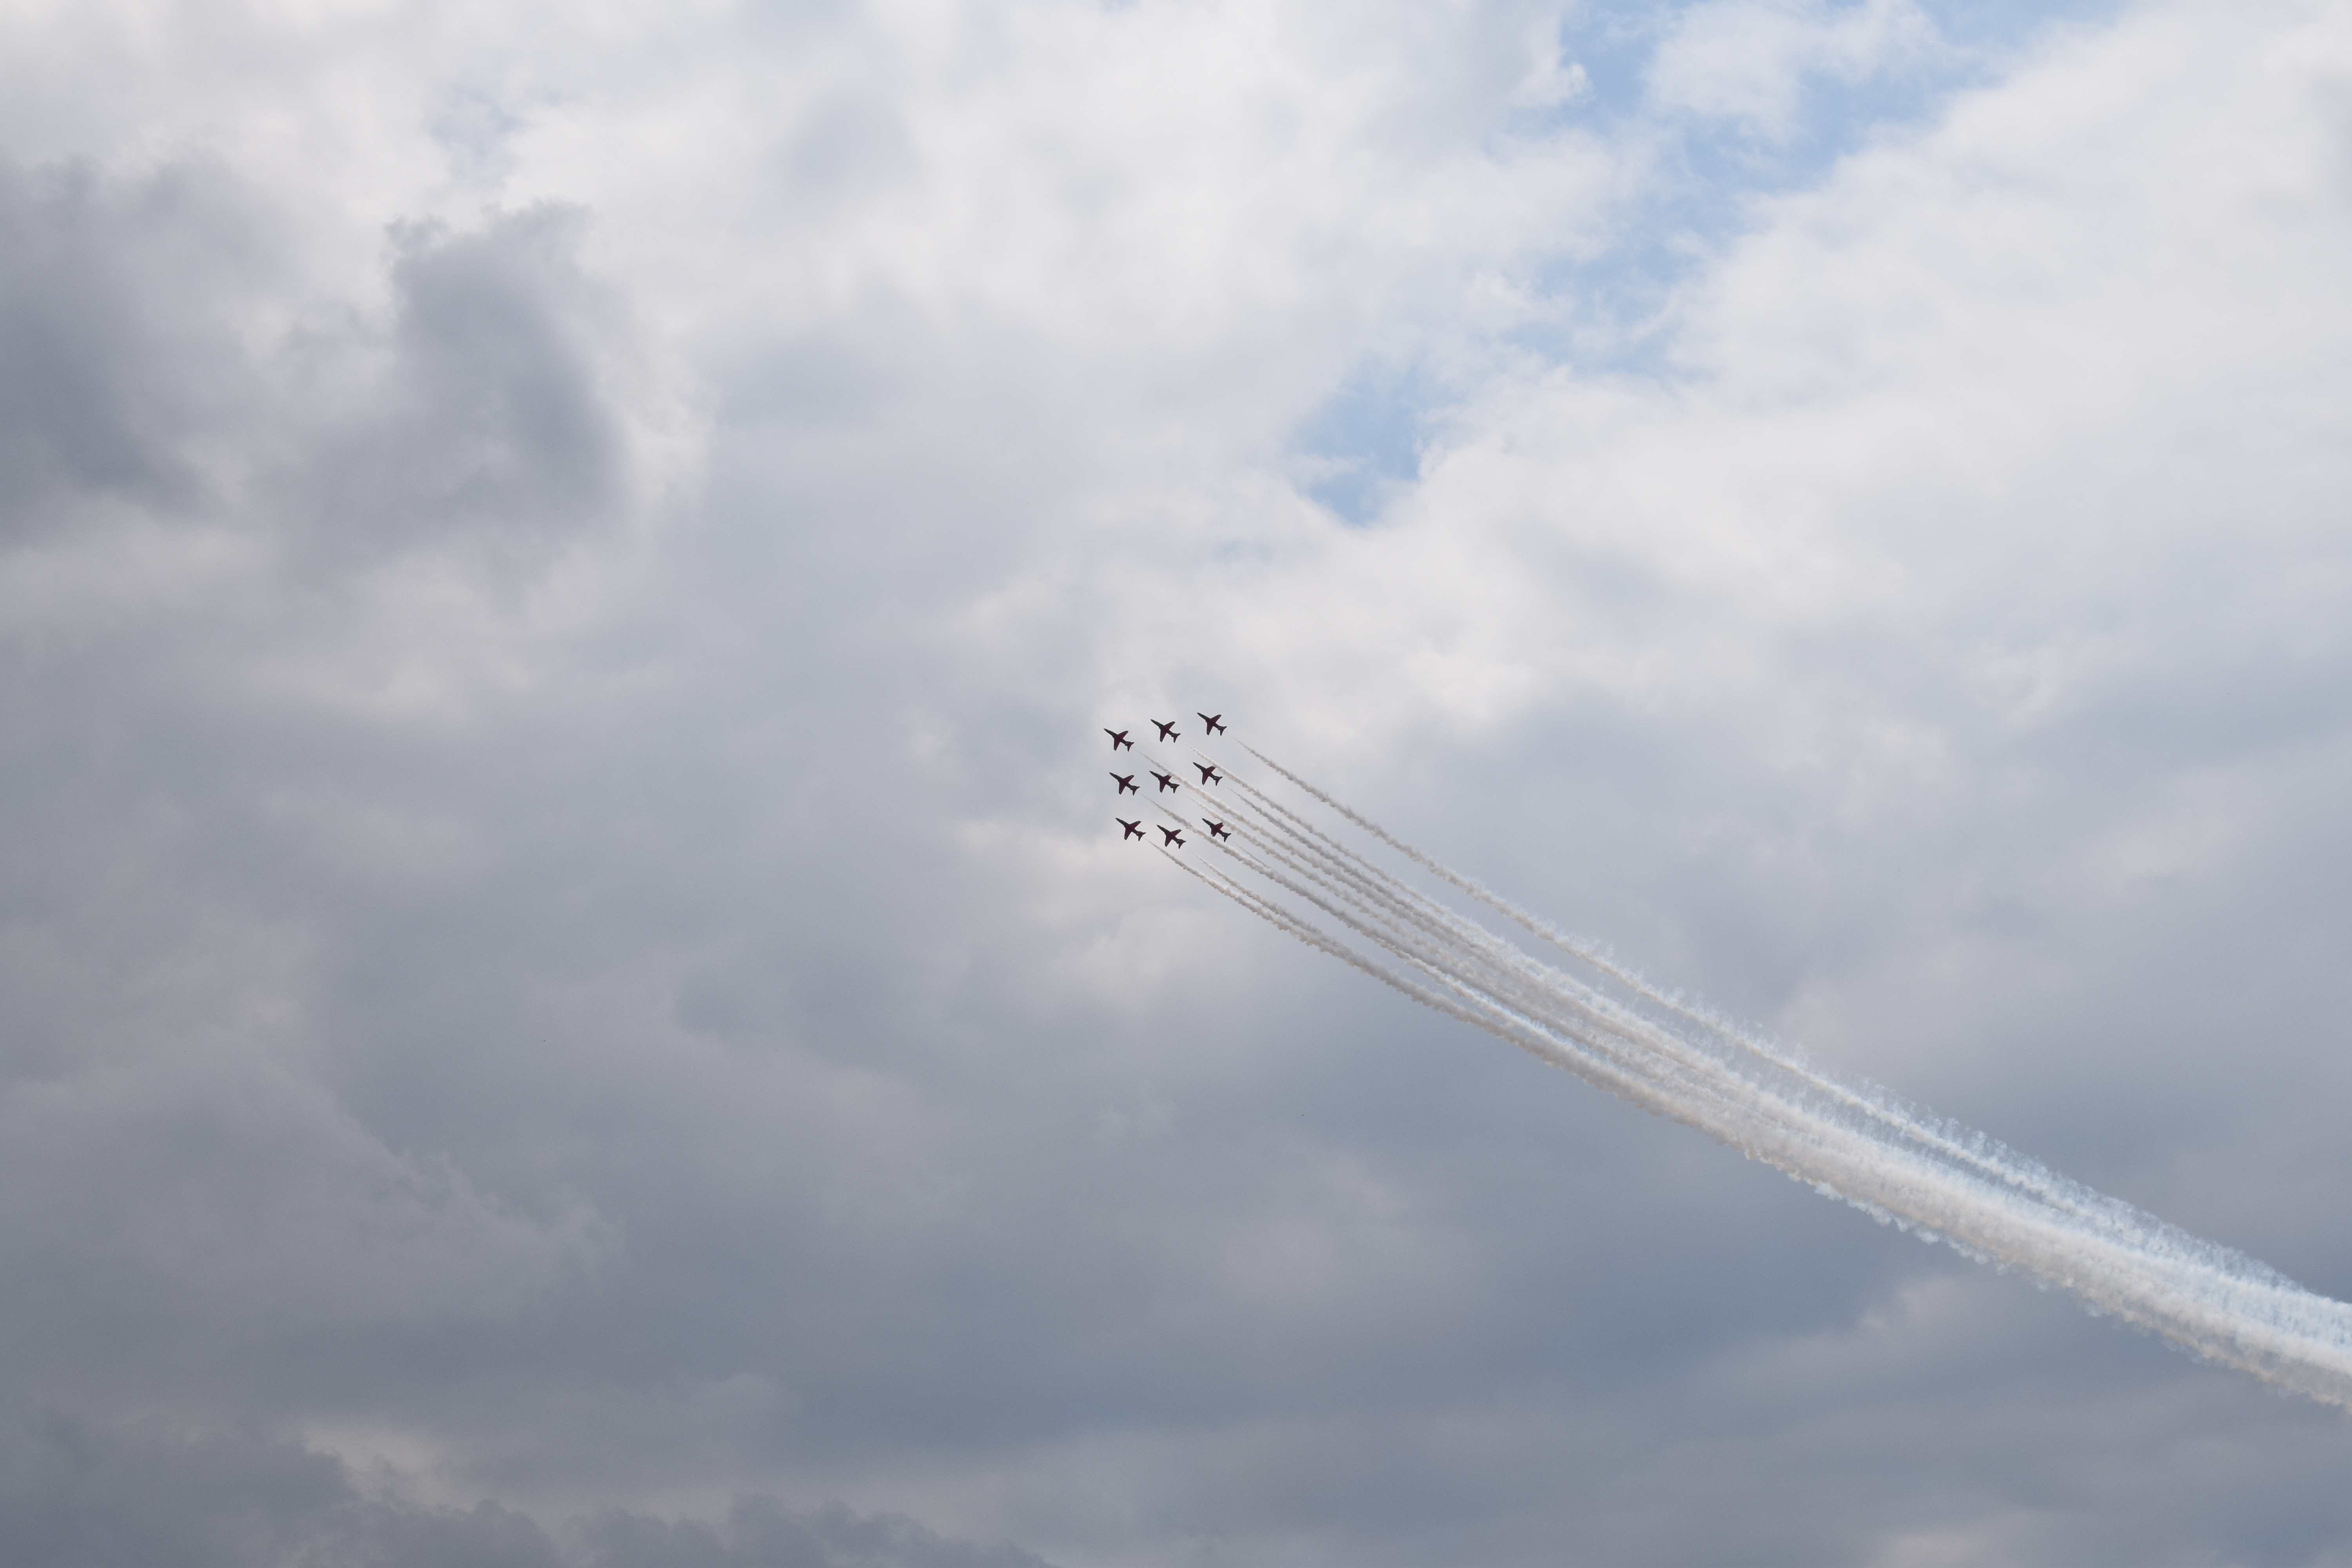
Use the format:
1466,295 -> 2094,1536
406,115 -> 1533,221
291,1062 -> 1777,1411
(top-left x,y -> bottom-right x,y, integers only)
778,95 -> 918,203
5,4 -> 2352,1566
0,154 -> 659,571
0,156 -> 269,527
0,1417 -> 1053,1568
296,206 -> 635,562
0,162 -> 658,1425
0,1416 -> 558,1568
0,1051 -> 613,1392
573,1498 -> 1056,1568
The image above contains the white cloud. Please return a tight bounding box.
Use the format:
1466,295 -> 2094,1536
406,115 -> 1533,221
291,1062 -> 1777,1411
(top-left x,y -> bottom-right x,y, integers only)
4,0 -> 2352,1564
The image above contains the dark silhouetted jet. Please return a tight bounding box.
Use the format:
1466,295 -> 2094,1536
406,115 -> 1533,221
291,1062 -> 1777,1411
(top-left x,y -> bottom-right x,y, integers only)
1106,728 -> 1133,750
1118,818 -> 1145,840
1111,772 -> 1139,795
1197,713 -> 1226,735
1152,770 -> 1180,792
1195,764 -> 1223,785
1203,819 -> 1232,840
1152,719 -> 1180,741
1159,826 -> 1186,847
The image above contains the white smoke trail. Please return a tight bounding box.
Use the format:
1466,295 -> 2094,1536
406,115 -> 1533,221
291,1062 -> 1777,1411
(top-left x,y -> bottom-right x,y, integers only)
1224,756 -> 2141,1244
1166,746 -> 2352,1409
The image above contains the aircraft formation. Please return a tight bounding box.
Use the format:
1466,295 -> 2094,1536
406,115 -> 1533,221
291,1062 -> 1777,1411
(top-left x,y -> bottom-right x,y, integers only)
1105,714 -> 1230,849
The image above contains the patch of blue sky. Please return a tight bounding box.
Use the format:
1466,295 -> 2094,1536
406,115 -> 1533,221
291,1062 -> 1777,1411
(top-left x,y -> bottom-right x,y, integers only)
1292,361 -> 1439,526
1290,0 -> 2132,522
1525,0 -> 2135,368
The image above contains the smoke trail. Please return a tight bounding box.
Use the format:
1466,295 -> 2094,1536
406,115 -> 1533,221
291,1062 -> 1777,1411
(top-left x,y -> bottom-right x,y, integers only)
1170,746 -> 2352,1409
1226,754 -> 2134,1241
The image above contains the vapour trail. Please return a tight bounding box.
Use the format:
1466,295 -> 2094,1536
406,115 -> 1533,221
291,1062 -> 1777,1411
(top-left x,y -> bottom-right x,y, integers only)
1174,750 -> 2352,1409
1230,750 -> 2149,1245
1208,764 -> 2350,1380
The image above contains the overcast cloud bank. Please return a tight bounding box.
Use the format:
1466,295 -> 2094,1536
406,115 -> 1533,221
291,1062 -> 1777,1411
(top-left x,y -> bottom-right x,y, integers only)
4,0 -> 2352,1563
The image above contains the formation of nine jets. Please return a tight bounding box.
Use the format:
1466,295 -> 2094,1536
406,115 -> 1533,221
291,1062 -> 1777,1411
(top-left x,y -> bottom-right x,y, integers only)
1105,713 -> 1232,848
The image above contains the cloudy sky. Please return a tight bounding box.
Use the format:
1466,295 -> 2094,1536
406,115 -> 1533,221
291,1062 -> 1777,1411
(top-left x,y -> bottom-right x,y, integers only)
5,0 -> 2352,1562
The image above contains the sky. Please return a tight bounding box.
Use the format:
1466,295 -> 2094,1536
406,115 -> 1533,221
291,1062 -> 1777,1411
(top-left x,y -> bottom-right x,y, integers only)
4,0 -> 2352,1563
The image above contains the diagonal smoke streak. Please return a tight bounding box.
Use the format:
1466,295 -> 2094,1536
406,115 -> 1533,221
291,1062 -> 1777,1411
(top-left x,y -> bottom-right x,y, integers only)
1188,788 -> 2021,1216
1233,750 -> 2168,1255
1159,849 -> 1598,1058
1202,829 -> 2020,1234
1212,822 -> 1751,1120
1193,777 -> 1927,1157
1202,761 -> 2008,1165
1164,746 -> 2352,1408
1171,844 -> 1758,1157
1238,743 -> 1918,1090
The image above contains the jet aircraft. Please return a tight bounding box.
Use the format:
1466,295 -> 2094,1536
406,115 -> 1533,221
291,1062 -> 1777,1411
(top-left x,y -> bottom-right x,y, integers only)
1153,719 -> 1181,741
1202,819 -> 1232,840
1198,713 -> 1226,735
1111,772 -> 1139,795
1105,728 -> 1134,751
1159,826 -> 1186,847
1152,770 -> 1180,792
1195,763 -> 1223,785
1118,818 -> 1145,840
